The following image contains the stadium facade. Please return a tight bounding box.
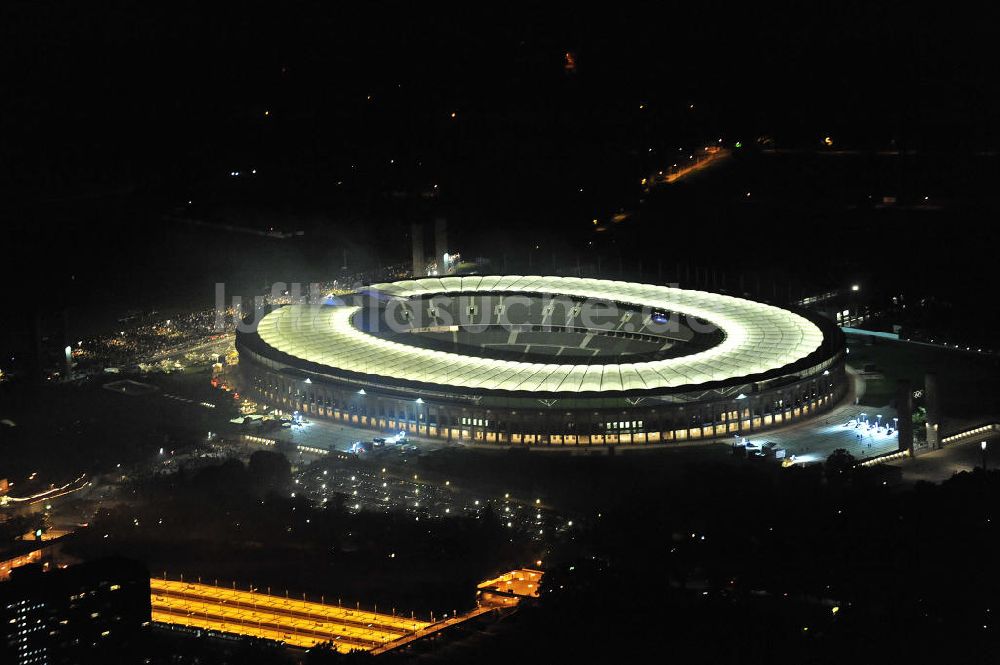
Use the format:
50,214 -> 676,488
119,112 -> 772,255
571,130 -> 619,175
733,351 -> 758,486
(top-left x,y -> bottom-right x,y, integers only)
236,276 -> 847,446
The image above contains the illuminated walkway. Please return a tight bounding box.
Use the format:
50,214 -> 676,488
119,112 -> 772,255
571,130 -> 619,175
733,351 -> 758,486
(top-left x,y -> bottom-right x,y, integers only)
371,569 -> 543,655
150,578 -> 430,652
370,605 -> 495,655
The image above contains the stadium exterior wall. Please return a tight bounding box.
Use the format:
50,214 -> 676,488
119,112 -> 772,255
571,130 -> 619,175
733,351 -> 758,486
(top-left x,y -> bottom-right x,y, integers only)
235,341 -> 848,446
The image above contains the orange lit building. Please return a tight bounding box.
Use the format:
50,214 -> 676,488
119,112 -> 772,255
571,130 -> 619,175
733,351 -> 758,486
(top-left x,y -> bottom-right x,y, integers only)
477,569 -> 544,607
0,538 -> 63,582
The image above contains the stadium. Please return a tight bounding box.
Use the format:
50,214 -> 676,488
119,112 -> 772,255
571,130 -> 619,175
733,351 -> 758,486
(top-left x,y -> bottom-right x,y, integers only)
236,276 -> 847,446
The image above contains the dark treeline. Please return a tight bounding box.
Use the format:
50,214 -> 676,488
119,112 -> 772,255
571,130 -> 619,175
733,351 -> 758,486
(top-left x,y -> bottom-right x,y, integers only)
64,451 -> 534,619
409,461 -> 1000,664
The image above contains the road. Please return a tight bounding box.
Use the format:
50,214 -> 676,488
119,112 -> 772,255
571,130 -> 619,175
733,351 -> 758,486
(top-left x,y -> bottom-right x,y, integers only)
243,416 -> 444,455
891,434 -> 1000,483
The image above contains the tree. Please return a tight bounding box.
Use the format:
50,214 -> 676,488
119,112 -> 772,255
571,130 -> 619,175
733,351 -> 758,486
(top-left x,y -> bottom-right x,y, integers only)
248,450 -> 291,492
912,406 -> 927,442
0,515 -> 31,546
305,642 -> 372,664
825,448 -> 856,482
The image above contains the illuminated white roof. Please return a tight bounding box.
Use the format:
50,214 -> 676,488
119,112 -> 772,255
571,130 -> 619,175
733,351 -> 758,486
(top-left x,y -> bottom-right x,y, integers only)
254,276 -> 826,393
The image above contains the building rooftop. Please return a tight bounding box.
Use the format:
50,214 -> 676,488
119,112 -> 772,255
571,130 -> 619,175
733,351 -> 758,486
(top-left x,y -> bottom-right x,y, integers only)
254,276 -> 827,394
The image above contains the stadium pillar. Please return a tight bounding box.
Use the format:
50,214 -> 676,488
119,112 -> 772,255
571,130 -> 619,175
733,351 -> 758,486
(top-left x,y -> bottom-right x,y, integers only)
925,373 -> 942,449
896,379 -> 914,455
434,217 -> 448,269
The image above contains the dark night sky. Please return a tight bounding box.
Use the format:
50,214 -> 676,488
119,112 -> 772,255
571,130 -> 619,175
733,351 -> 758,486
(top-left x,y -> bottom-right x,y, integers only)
4,2 -> 996,201
2,2 -> 999,331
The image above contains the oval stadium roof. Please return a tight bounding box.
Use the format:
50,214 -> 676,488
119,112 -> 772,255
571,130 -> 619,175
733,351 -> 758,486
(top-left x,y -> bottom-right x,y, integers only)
253,276 -> 826,394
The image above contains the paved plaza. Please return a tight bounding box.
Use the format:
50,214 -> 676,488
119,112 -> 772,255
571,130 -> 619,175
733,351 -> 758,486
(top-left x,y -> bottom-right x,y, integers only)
738,402 -> 900,465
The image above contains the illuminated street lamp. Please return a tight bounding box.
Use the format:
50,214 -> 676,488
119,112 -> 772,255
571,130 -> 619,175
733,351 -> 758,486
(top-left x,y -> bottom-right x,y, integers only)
982,441 -> 988,471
